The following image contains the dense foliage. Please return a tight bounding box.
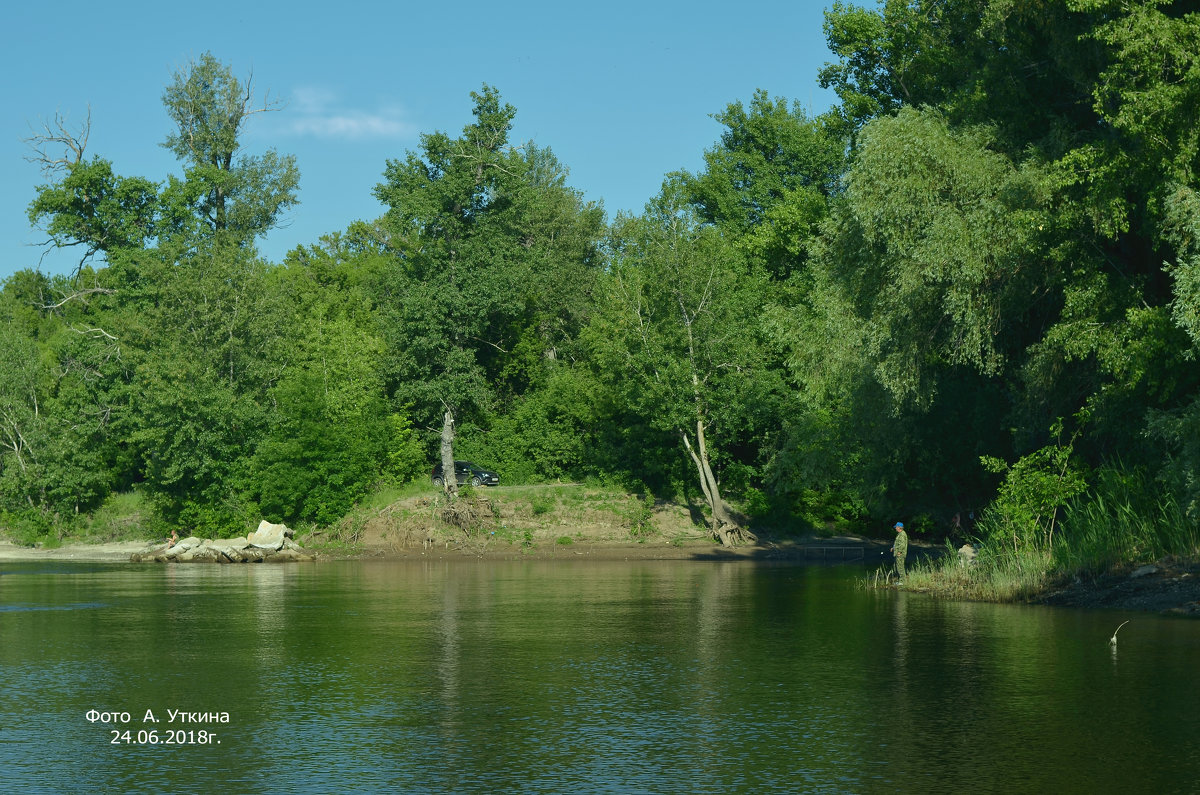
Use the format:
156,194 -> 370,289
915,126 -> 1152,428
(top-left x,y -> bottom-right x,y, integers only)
5,5 -> 1200,561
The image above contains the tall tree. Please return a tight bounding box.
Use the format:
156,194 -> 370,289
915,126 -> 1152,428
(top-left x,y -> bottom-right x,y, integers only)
774,107 -> 1052,515
374,86 -> 604,496
26,111 -> 159,273
591,189 -> 771,546
374,86 -> 523,496
795,0 -> 1200,527
16,55 -> 306,533
159,52 -> 299,249
680,90 -> 846,279
28,54 -> 299,267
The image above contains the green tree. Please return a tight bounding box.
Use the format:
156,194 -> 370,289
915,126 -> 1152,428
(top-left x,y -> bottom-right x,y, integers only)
0,272 -> 129,522
374,86 -> 604,495
796,0 -> 1200,530
25,112 -> 159,272
16,54 -> 306,533
159,52 -> 299,249
88,246 -> 289,534
0,321 -> 46,501
769,106 -> 1055,517
590,189 -> 773,545
29,54 -> 298,267
680,89 -> 846,278
819,0 -> 1103,152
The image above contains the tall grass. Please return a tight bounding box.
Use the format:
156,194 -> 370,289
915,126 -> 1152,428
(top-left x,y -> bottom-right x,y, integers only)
1053,467 -> 1200,575
890,465 -> 1200,603
896,543 -> 1053,602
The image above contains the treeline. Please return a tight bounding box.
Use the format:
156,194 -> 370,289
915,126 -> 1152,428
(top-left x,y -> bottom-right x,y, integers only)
4,3 -> 1200,560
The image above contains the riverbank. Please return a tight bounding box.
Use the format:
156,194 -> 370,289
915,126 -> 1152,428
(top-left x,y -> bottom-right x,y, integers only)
0,539 -> 153,562
0,483 -> 890,563
1032,557 -> 1200,616
6,481 -> 1196,616
0,535 -> 895,564
895,546 -> 1200,617
5,532 -> 1197,616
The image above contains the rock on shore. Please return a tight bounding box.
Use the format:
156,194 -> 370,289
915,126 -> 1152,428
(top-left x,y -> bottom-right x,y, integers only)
130,521 -> 313,563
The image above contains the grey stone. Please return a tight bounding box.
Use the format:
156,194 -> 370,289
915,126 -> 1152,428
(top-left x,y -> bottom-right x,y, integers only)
128,525 -> 309,563
248,521 -> 289,550
179,545 -> 222,563
1130,565 -> 1159,579
208,537 -> 250,562
213,536 -> 249,550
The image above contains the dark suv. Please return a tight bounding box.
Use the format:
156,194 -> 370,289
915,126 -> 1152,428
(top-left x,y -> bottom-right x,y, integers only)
430,460 -> 500,487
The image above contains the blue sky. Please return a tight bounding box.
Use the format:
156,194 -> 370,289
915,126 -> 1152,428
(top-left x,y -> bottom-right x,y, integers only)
2,0 -> 839,281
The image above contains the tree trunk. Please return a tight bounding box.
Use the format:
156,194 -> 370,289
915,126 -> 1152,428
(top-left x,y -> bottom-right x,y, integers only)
440,407 -> 457,499
681,421 -> 751,547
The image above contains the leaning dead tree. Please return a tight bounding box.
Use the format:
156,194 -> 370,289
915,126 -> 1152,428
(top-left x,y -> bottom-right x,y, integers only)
681,419 -> 754,547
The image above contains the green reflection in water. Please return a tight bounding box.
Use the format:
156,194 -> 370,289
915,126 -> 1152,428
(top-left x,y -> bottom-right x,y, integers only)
1,561 -> 1197,793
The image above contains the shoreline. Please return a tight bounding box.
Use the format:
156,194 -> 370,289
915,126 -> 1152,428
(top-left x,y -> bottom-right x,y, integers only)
0,534 -> 895,564
4,536 -> 1196,617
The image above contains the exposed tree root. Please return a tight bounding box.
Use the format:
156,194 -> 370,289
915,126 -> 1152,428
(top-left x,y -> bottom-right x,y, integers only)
439,494 -> 497,535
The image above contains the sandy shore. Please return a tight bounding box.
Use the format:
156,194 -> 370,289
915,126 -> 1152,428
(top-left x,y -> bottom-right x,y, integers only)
0,535 -> 892,564
0,540 -> 157,562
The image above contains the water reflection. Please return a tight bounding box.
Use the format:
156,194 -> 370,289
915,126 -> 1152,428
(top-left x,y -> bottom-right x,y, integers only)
1,560 -> 1198,793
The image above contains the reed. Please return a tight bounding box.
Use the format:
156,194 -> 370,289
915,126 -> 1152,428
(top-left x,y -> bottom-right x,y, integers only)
1053,467 -> 1200,576
891,465 -> 1200,603
896,543 -> 1052,602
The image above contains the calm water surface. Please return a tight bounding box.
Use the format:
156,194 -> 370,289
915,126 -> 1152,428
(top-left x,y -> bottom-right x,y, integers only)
1,559 -> 1197,793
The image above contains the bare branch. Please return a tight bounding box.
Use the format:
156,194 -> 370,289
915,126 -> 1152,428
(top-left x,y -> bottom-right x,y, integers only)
450,140 -> 520,178
40,286 -> 121,343
67,324 -> 119,341
238,65 -> 287,117
467,335 -> 510,354
32,238 -> 104,281
25,107 -> 91,175
40,287 -> 115,311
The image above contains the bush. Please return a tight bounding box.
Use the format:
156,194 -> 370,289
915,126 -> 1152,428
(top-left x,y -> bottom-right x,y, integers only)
0,508 -> 58,546
978,420 -> 1086,554
251,371 -> 395,526
627,495 -> 656,538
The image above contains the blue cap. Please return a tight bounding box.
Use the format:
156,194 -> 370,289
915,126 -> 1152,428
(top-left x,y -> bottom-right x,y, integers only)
894,522 -> 904,529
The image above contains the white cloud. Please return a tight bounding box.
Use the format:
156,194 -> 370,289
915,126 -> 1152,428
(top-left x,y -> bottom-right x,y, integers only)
281,86 -> 416,141
291,86 -> 340,115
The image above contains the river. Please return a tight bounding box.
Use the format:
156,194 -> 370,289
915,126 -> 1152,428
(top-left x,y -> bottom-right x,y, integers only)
1,559 -> 1197,793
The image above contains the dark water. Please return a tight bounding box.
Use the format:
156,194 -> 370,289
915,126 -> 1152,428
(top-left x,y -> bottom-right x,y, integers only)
1,559 -> 1197,794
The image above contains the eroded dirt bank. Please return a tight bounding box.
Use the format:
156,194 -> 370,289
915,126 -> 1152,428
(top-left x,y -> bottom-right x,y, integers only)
1034,558 -> 1200,616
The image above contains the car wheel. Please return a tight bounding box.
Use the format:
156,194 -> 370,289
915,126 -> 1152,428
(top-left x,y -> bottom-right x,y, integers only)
432,476 -> 444,487
471,475 -> 482,487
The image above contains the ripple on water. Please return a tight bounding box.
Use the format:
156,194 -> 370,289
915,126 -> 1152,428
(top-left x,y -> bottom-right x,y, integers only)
0,602 -> 108,612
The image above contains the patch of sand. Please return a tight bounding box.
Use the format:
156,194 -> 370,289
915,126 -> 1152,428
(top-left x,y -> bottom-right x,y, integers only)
0,540 -> 157,562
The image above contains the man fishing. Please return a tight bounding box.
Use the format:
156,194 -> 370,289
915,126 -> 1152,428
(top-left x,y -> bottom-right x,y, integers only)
892,522 -> 908,585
